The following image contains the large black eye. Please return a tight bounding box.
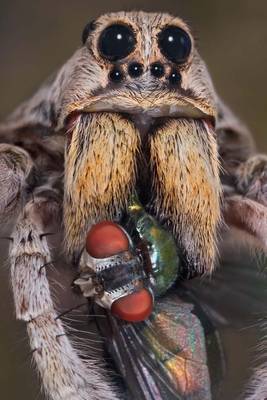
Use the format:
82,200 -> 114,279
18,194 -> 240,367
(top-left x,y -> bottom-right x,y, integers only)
158,26 -> 192,64
98,24 -> 136,61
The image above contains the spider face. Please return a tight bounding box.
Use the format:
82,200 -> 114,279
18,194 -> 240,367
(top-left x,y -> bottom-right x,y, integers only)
62,11 -> 221,278
61,11 -> 216,124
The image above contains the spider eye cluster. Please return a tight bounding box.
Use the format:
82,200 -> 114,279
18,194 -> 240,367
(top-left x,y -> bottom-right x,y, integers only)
98,24 -> 136,61
81,21 -> 192,86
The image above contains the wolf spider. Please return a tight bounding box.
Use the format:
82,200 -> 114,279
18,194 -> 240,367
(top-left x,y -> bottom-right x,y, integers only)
0,10 -> 266,400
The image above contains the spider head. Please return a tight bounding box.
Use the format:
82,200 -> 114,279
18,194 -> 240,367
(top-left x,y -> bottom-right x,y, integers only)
62,11 -> 221,279
61,11 -> 216,127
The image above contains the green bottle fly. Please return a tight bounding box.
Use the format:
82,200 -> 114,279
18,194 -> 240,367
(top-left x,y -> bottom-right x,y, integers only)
127,196 -> 180,297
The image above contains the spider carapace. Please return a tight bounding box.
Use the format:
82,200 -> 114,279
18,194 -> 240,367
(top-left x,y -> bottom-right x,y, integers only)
0,10 -> 266,400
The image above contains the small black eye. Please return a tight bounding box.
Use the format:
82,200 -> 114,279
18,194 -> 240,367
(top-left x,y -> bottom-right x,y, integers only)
158,26 -> 192,64
109,66 -> 124,83
168,69 -> 181,85
150,62 -> 165,78
98,24 -> 136,61
82,20 -> 96,44
128,62 -> 143,78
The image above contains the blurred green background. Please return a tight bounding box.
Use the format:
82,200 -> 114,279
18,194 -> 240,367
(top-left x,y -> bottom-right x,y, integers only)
0,1 -> 266,399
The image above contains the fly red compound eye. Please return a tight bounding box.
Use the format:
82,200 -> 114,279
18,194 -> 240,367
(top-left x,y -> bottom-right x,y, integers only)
86,221 -> 129,258
111,288 -> 153,322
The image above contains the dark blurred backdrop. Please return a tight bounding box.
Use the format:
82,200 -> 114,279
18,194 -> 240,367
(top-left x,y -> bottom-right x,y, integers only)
0,1 -> 267,399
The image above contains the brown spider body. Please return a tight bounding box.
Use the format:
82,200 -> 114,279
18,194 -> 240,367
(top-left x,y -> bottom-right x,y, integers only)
0,10 -> 266,400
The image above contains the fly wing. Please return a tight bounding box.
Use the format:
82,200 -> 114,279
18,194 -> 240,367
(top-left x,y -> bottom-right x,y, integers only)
184,250 -> 267,328
183,250 -> 267,399
97,291 -> 222,400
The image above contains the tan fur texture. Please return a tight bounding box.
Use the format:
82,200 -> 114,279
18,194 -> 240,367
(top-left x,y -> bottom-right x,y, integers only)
64,113 -> 140,252
150,119 -> 221,275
